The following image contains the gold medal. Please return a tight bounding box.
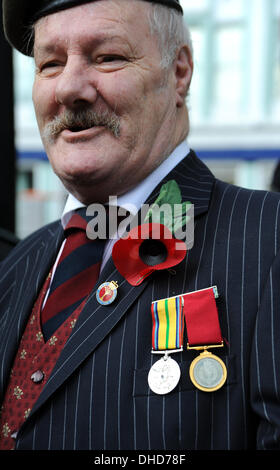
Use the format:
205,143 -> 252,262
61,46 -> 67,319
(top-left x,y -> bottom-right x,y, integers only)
189,348 -> 227,392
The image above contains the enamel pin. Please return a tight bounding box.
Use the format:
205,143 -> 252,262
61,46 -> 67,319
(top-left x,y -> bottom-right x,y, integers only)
96,281 -> 118,305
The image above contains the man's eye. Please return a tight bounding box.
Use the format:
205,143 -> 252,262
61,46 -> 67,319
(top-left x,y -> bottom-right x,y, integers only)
105,55 -> 124,61
40,62 -> 60,71
97,55 -> 126,64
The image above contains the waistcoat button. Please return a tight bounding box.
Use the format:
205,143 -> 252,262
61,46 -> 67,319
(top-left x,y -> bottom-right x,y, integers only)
31,370 -> 44,383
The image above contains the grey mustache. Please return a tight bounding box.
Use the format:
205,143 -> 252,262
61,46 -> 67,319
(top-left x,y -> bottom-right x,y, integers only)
43,108 -> 121,142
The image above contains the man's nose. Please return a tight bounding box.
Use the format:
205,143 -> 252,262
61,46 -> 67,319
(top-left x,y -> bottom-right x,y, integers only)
55,56 -> 98,108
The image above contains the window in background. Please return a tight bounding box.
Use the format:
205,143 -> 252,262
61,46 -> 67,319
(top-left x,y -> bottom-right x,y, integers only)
273,38 -> 280,116
182,0 -> 208,12
214,0 -> 245,20
183,0 -> 280,125
183,0 -> 247,123
272,0 -> 280,116
212,26 -> 245,120
13,52 -> 37,132
212,0 -> 245,120
187,26 -> 205,122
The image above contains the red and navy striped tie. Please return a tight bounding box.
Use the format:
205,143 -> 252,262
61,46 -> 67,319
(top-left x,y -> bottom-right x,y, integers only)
41,208 -> 107,340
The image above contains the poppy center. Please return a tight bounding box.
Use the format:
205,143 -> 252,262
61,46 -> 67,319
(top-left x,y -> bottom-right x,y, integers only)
139,239 -> 168,266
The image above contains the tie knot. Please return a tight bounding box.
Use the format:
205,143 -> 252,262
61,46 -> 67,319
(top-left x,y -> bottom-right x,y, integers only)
64,207 -> 108,239
64,205 -> 131,240
65,210 -> 88,233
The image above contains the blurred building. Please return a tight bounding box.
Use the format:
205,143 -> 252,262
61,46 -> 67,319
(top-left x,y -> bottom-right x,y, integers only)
14,0 -> 280,238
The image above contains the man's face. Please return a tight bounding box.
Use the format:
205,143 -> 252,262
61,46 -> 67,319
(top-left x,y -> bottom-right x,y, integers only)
32,0 -> 182,203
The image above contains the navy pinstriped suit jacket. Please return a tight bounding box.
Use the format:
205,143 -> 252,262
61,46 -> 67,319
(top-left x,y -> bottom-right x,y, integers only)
1,150 -> 280,450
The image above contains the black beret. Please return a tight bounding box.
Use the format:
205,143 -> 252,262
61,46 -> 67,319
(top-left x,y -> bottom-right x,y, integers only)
2,0 -> 183,56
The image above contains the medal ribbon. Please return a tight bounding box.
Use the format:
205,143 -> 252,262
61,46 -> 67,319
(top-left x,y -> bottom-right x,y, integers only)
151,296 -> 184,351
183,287 -> 222,346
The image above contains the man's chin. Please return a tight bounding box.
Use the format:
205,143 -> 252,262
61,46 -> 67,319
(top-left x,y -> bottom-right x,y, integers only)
59,170 -> 99,188
57,169 -> 112,204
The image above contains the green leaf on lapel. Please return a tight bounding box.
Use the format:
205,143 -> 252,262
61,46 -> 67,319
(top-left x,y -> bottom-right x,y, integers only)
144,180 -> 192,235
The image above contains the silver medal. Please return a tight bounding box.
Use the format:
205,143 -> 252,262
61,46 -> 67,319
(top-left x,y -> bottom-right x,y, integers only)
148,355 -> 181,395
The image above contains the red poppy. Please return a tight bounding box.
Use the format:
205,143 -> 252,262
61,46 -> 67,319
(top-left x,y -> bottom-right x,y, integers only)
112,223 -> 187,286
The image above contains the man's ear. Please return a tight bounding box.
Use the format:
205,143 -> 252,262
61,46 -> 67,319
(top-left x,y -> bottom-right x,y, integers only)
174,45 -> 193,108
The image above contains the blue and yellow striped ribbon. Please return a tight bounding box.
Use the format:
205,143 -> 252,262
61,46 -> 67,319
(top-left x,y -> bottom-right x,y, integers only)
151,296 -> 184,351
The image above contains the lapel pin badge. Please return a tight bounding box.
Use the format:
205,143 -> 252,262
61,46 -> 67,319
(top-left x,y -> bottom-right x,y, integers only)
96,281 -> 118,305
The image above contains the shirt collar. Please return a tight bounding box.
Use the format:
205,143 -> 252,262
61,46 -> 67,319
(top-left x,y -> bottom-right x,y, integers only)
61,140 -> 190,229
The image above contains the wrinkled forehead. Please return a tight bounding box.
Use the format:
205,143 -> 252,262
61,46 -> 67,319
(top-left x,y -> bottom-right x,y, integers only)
2,0 -> 183,56
33,1 -> 155,59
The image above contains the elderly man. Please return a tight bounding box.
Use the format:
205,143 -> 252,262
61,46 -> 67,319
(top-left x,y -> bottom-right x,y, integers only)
0,0 -> 280,451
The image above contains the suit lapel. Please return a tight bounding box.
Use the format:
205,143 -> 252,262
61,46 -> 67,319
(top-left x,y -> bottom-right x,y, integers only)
27,150 -> 216,417
146,149 -> 215,218
0,221 -> 64,401
12,222 -> 64,331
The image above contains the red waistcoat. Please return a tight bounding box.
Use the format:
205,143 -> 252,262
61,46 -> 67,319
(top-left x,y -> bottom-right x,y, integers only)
0,273 -> 86,450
